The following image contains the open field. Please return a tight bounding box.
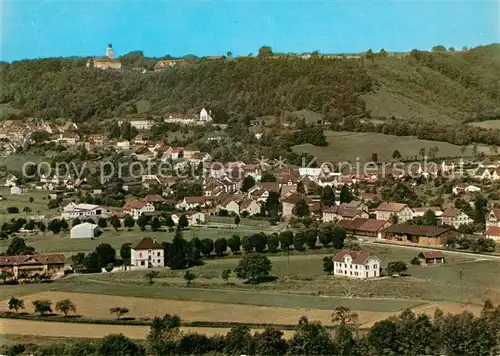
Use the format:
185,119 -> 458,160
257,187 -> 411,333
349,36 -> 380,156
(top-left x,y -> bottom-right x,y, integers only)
0,219 -> 275,255
0,333 -> 100,347
0,291 -> 386,326
292,131 -> 497,163
0,243 -> 497,340
468,120 -> 500,130
0,187 -> 58,218
89,253 -> 500,304
0,318 -> 292,340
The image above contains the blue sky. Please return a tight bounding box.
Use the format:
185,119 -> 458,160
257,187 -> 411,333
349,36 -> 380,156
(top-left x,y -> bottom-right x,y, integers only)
1,0 -> 498,62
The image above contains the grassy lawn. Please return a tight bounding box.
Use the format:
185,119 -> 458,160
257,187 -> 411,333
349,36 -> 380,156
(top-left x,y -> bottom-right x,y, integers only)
468,120 -> 500,130
48,276 -> 422,312
86,244 -> 499,305
0,223 -> 273,254
0,188 -> 58,218
292,131 -> 496,163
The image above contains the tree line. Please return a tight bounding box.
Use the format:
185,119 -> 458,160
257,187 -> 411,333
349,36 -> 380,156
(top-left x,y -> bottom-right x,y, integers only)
3,301 -> 500,355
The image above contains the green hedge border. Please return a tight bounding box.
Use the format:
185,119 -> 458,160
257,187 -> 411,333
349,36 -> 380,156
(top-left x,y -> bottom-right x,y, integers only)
0,312 -> 327,330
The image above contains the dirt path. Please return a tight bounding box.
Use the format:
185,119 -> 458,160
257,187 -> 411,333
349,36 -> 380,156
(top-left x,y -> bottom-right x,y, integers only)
0,319 -> 294,340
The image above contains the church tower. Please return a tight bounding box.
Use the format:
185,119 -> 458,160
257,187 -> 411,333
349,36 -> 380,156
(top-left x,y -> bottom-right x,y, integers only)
106,43 -> 114,59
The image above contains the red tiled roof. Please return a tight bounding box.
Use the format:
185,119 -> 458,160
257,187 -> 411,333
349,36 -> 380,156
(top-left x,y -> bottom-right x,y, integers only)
0,254 -> 66,266
486,226 -> 500,236
133,237 -> 163,250
257,182 -> 280,192
283,193 -> 313,204
142,194 -> 166,203
490,209 -> 500,220
340,218 -> 388,232
185,196 -> 217,204
376,202 -> 408,212
123,200 -> 149,210
383,224 -> 453,237
441,208 -> 461,218
333,250 -> 375,264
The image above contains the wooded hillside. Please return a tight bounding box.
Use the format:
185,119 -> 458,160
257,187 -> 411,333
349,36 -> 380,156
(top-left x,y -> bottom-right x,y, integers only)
0,44 -> 498,123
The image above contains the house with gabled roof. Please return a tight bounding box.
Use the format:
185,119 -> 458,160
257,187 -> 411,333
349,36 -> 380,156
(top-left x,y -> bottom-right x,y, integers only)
380,224 -> 458,246
240,199 -> 261,216
322,206 -> 368,222
0,254 -> 67,279
440,208 -> 473,229
486,209 -> 500,228
333,250 -> 380,279
339,218 -> 390,238
131,237 -> 164,268
375,202 -> 413,222
122,200 -> 155,220
282,193 -> 313,218
176,196 -> 218,210
474,167 -> 500,180
418,251 -> 445,265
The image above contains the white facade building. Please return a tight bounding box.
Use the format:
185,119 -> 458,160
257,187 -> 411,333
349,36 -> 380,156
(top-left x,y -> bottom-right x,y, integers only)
70,222 -> 98,239
131,237 -> 164,268
333,250 -> 380,279
10,186 -> 26,195
61,203 -> 104,219
199,108 -> 213,122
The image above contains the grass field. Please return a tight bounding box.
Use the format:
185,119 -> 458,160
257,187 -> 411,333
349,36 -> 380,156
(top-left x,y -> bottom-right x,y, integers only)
292,131 -> 497,163
0,220 -> 275,254
0,318 -> 287,340
468,120 -> 500,130
0,243 -> 497,341
0,188 -> 58,219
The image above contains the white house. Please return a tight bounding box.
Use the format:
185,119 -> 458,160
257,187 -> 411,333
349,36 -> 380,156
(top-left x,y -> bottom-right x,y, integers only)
440,208 -> 473,229
116,140 -> 130,150
333,250 -> 380,279
186,211 -> 206,225
4,175 -> 18,187
375,203 -> 413,223
486,209 -> 500,228
452,184 -> 481,195
122,200 -> 155,220
61,203 -> 104,219
10,186 -> 26,195
131,237 -> 164,268
240,199 -> 261,216
70,222 -> 98,239
128,118 -> 155,130
199,108 -> 213,122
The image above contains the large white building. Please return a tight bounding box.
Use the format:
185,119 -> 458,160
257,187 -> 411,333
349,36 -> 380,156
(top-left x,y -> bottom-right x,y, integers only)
131,237 -> 164,268
70,222 -> 98,239
333,250 -> 380,279
61,203 -> 104,219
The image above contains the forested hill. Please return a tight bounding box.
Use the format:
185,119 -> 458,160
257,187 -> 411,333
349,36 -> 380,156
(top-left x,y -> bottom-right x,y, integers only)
0,44 -> 499,123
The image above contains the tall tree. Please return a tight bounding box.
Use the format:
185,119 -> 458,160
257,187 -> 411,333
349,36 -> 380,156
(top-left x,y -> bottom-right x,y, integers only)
234,253 -> 272,283
293,199 -> 310,217
320,186 -> 336,207
339,185 -> 353,204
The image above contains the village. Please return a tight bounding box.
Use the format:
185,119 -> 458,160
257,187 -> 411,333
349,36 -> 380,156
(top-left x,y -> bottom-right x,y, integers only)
1,114 -> 500,277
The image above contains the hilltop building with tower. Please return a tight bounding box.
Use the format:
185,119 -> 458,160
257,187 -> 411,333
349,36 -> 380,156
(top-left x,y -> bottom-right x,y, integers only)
87,44 -> 122,70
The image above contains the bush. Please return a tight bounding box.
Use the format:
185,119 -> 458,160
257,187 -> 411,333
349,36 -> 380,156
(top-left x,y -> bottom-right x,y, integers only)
6,207 -> 19,214
410,257 -> 421,265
